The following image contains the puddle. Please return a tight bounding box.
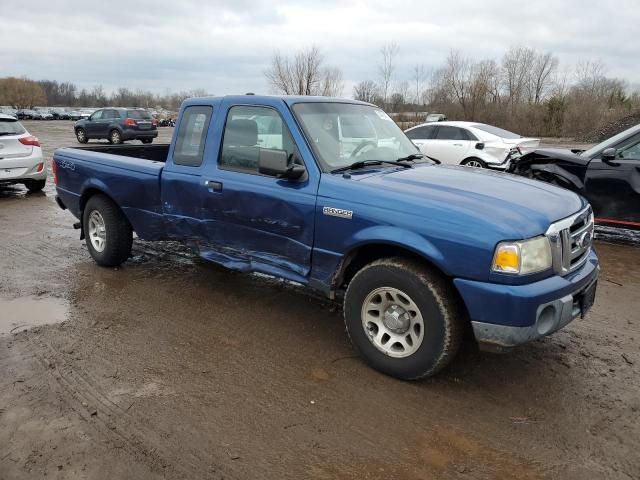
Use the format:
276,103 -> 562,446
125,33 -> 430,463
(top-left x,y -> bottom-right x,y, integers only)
0,296 -> 68,335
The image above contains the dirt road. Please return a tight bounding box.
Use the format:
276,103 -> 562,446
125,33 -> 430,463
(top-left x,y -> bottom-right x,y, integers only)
1,122 -> 639,479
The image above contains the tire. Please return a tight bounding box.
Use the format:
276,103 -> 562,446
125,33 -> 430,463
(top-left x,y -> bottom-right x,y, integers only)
25,179 -> 46,192
76,128 -> 88,144
141,138 -> 153,144
82,194 -> 132,267
343,258 -> 463,380
109,129 -> 123,145
461,157 -> 487,168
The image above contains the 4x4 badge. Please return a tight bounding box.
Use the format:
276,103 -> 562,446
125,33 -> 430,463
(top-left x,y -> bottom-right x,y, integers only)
323,207 -> 353,220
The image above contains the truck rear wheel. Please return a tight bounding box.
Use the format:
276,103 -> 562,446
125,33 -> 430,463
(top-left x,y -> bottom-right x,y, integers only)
82,194 -> 132,267
343,258 -> 463,379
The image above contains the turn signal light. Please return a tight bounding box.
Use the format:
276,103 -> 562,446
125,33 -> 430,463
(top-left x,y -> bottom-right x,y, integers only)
19,136 -> 40,147
124,118 -> 137,127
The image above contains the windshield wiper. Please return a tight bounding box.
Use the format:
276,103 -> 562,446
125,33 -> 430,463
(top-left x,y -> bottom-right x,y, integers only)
396,153 -> 441,164
331,160 -> 412,174
0,132 -> 14,137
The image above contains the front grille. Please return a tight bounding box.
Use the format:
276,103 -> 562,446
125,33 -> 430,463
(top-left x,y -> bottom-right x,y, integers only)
546,206 -> 594,275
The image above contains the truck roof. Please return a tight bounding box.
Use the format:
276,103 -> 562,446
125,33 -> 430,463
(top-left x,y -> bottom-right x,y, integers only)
183,95 -> 374,108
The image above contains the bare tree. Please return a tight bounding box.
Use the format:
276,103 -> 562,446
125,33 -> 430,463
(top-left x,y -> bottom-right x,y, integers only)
264,46 -> 343,96
502,46 -> 535,112
319,67 -> 344,97
412,64 -> 427,106
353,80 -> 379,103
527,52 -> 558,104
377,42 -> 399,105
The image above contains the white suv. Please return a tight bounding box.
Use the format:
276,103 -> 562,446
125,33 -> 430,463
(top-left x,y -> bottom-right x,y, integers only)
0,113 -> 46,192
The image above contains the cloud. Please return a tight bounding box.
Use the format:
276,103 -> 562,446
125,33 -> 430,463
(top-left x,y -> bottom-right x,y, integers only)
1,0 -> 638,96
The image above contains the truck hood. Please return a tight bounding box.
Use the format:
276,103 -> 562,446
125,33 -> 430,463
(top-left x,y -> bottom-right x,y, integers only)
350,164 -> 585,238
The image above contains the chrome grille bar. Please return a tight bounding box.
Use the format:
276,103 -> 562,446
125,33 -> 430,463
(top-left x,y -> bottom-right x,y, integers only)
546,205 -> 594,275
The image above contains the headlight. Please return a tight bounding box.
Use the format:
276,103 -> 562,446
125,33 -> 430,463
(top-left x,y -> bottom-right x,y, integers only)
492,236 -> 552,275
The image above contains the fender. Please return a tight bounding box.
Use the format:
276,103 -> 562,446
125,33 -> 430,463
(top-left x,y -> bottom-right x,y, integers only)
530,163 -> 584,192
310,225 -> 450,297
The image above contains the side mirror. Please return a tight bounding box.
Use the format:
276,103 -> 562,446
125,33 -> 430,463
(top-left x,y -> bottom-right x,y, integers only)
475,142 -> 485,150
601,147 -> 617,161
258,149 -> 306,180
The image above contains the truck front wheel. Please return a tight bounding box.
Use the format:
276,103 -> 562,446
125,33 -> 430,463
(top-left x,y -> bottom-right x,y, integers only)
344,258 -> 463,379
82,194 -> 132,267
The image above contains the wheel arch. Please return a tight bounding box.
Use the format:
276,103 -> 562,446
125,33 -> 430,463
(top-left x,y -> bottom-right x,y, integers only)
333,238 -> 451,292
79,185 -> 133,238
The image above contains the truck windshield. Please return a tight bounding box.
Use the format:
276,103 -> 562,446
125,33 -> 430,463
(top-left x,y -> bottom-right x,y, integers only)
292,102 -> 419,172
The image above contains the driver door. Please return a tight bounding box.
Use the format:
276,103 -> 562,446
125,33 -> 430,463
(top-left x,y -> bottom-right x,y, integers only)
85,110 -> 104,136
199,102 -> 319,280
585,133 -> 640,225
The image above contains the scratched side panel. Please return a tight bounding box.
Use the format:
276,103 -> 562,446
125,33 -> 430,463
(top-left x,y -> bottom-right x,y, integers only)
198,173 -> 316,278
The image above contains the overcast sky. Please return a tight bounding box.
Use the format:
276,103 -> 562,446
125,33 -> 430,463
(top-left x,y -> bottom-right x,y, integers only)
2,0 -> 639,97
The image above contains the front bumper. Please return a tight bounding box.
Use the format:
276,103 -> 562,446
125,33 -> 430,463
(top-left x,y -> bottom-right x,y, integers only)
454,249 -> 599,349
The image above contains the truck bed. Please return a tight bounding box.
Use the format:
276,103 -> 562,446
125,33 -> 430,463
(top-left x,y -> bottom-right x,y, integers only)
54,144 -> 169,240
73,143 -> 170,163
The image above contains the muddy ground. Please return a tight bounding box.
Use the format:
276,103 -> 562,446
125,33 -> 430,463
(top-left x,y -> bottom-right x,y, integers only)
1,121 -> 639,479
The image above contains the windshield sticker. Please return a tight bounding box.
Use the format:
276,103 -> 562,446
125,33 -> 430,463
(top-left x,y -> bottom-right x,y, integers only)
374,110 -> 392,121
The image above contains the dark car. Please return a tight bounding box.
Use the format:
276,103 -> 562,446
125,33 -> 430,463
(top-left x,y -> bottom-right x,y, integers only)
509,124 -> 640,229
74,108 -> 158,144
17,109 -> 36,120
51,108 -> 70,120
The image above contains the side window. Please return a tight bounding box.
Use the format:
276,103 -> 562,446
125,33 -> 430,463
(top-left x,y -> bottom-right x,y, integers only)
90,110 -> 103,121
616,135 -> 640,160
174,106 -> 213,167
436,126 -> 464,140
220,106 -> 298,175
105,110 -> 117,119
406,126 -> 435,140
461,129 -> 478,141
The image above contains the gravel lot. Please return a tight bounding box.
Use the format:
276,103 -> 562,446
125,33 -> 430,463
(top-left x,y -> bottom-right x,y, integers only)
1,121 -> 639,479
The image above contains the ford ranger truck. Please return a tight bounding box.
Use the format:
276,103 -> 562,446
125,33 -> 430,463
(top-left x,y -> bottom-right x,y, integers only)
53,96 -> 599,380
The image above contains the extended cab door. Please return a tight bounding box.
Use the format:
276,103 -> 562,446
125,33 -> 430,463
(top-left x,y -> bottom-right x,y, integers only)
585,133 -> 640,225
196,100 -> 320,280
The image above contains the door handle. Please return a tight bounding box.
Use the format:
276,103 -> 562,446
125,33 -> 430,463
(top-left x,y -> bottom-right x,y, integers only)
204,180 -> 223,192
453,143 -> 463,146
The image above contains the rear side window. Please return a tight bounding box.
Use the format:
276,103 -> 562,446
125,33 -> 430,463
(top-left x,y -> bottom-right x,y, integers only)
126,110 -> 152,120
436,126 -> 465,140
0,119 -> 26,135
406,125 -> 435,140
174,106 -> 213,167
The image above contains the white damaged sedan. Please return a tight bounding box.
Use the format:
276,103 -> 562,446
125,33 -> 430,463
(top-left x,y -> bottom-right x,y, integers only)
0,113 -> 46,192
405,121 -> 539,169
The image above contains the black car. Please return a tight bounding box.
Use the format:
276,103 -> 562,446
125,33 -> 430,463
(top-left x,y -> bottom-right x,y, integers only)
75,108 -> 158,144
509,124 -> 640,229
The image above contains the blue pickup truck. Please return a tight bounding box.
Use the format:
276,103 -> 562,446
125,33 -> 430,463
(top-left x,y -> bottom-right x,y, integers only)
53,95 -> 599,379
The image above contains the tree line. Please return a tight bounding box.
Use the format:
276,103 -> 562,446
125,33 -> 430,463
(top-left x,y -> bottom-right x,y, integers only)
0,77 -> 209,111
267,44 -> 640,138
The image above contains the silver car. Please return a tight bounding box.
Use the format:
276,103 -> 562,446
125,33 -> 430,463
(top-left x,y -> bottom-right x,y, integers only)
0,113 -> 46,192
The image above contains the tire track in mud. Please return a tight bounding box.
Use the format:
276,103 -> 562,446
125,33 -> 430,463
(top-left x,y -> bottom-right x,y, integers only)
23,335 -> 226,480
